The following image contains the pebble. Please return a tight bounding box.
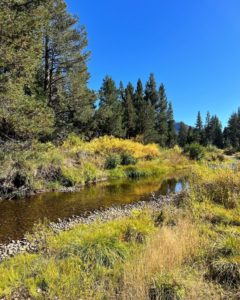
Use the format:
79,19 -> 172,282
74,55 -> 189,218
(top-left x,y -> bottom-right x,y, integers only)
0,192 -> 184,263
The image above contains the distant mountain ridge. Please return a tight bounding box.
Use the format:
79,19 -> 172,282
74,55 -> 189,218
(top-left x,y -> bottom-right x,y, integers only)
175,122 -> 189,133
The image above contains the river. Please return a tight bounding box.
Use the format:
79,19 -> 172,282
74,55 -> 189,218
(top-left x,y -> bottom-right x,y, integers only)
0,172 -> 188,243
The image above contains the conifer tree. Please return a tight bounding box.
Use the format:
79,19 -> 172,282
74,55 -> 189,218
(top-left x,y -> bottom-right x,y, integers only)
157,84 -> 168,147
134,79 -> 146,135
145,73 -> 159,108
96,76 -> 125,138
123,83 -> 137,138
0,0 -> 54,140
35,0 -> 95,139
142,104 -> 158,144
178,122 -> 188,147
119,81 -> 126,103
143,75 -> 158,143
167,102 -> 177,147
187,126 -> 195,144
209,115 -> 223,148
194,111 -> 203,144
204,111 -> 211,145
225,110 -> 240,148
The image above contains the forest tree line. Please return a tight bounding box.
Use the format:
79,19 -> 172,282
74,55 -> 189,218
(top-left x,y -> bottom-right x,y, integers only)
0,0 -> 240,150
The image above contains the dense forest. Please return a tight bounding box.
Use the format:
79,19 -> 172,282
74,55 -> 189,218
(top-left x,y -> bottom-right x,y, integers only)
0,0 -> 240,151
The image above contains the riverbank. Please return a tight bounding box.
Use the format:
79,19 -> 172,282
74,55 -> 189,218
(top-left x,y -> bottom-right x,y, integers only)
0,164 -> 240,299
0,192 -> 182,263
0,135 -> 190,200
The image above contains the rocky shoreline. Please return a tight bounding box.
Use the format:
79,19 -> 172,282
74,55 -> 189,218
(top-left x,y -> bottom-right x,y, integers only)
0,192 -> 184,263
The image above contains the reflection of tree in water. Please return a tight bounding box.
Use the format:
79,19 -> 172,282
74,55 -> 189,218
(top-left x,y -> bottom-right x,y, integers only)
105,183 -> 132,195
158,178 -> 185,195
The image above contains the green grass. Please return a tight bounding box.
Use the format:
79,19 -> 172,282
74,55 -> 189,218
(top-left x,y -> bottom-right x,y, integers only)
0,210 -> 156,299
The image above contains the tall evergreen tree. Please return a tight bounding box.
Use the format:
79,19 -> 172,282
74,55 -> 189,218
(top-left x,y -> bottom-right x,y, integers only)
38,0 -> 94,137
157,84 -> 168,147
142,104 -> 158,144
209,115 -> 223,148
187,126 -> 195,144
119,81 -> 126,103
167,102 -> 177,147
194,111 -> 203,143
0,0 -> 54,140
225,110 -> 240,148
96,76 -> 125,137
204,111 -> 211,145
123,83 -> 137,138
178,122 -> 188,147
144,73 -> 159,108
134,79 -> 146,135
143,74 -> 158,143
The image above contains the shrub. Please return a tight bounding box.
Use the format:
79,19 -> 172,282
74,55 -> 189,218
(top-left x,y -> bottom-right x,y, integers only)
83,163 -> 97,182
120,153 -> 137,166
149,273 -> 185,300
154,207 -> 177,227
60,167 -> 84,187
214,236 -> 240,258
124,167 -> 145,178
208,256 -> 240,288
90,136 -> 160,159
104,154 -> 122,169
191,167 -> 240,208
224,148 -> 237,156
184,143 -> 205,160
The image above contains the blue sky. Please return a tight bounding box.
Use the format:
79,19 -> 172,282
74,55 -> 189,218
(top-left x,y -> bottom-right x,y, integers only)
65,0 -> 240,127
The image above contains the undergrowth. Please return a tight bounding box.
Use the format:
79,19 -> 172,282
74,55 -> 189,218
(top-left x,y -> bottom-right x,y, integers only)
0,136 -> 189,198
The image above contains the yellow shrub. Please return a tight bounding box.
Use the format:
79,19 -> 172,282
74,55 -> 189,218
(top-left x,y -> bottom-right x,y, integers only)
89,136 -> 160,159
191,165 -> 240,208
61,135 -> 160,159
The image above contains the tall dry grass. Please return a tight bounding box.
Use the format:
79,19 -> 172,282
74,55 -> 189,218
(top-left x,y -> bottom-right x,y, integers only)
117,219 -> 202,300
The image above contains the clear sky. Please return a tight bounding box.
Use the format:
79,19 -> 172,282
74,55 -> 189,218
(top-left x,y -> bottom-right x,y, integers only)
65,0 -> 240,127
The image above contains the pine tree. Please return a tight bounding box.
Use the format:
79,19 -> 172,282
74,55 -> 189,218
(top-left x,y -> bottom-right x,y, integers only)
119,81 -> 126,103
65,69 -> 96,139
167,102 -> 177,147
145,73 -> 159,108
142,104 -> 158,144
204,111 -> 211,145
225,110 -> 240,148
178,122 -> 188,147
134,79 -> 146,135
194,111 -> 203,144
210,115 -> 223,148
143,75 -> 158,143
187,126 -> 195,144
123,83 -> 137,138
39,0 -> 93,137
96,76 -> 125,138
157,84 -> 168,147
0,0 -> 54,140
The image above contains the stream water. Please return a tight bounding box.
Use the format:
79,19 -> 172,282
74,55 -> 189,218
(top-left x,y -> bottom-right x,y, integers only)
0,172 -> 188,243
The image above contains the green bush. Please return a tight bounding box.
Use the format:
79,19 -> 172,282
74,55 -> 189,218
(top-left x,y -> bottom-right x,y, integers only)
121,153 -> 137,166
104,154 -> 122,169
149,273 -> 185,300
184,143 -> 205,161
124,167 -> 145,178
208,256 -> 240,288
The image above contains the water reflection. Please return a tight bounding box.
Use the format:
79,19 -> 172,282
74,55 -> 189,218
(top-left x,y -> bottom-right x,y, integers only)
0,173 -> 188,243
